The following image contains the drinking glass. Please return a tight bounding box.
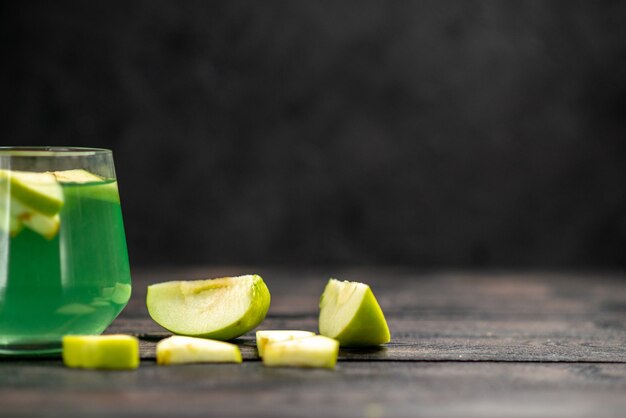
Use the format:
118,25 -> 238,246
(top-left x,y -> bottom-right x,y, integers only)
0,147 -> 131,355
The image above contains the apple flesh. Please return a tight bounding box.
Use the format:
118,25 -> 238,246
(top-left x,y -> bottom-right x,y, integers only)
62,335 -> 139,370
262,335 -> 339,369
146,275 -> 271,341
319,279 -> 390,347
156,336 -> 242,365
256,330 -> 315,357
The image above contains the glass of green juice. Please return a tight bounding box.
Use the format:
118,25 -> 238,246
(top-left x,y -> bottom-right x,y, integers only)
0,147 -> 131,355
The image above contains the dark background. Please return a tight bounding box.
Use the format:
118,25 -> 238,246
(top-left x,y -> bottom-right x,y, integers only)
1,1 -> 625,268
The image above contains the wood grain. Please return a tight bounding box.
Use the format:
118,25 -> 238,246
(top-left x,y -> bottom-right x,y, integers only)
0,361 -> 625,418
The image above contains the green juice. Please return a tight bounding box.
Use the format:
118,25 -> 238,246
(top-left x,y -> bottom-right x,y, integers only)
0,180 -> 131,353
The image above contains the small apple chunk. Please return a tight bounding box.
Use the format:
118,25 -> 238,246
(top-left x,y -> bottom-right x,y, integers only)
146,275 -> 271,340
157,336 -> 242,365
262,335 -> 339,369
62,335 -> 139,370
319,279 -> 390,347
256,330 -> 315,357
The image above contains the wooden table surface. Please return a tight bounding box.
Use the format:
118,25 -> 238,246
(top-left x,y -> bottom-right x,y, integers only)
1,267 -> 626,417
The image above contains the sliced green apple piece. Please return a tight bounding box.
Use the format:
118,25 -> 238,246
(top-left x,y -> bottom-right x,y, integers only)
0,169 -> 63,216
20,212 -> 60,240
51,169 -> 103,183
256,330 -> 315,357
319,279 -> 390,347
9,198 -> 60,239
146,275 -> 271,340
56,304 -> 97,315
62,335 -> 139,370
156,336 -> 242,365
111,283 -> 132,305
262,335 -> 339,369
53,169 -> 120,203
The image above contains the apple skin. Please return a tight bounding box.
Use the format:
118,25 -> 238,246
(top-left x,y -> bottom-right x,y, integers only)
206,276 -> 271,340
147,275 -> 271,341
319,284 -> 391,347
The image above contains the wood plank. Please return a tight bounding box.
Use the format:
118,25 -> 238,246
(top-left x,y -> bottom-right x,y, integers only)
1,362 -> 625,418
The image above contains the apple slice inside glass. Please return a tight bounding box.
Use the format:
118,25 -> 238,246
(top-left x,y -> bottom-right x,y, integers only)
262,335 -> 339,369
319,279 -> 391,347
146,275 -> 271,340
0,169 -> 64,216
157,336 -> 242,365
256,330 -> 315,357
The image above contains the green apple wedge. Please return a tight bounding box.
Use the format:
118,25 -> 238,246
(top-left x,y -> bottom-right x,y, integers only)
0,169 -> 63,216
53,169 -> 120,203
146,275 -> 271,341
51,169 -> 103,183
256,330 -> 315,357
319,279 -> 391,347
8,198 -> 60,239
262,335 -> 339,369
62,335 -> 139,370
156,336 -> 242,365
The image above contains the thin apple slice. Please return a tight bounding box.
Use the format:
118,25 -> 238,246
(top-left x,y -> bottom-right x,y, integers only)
319,279 -> 390,347
262,335 -> 339,369
53,169 -> 120,203
62,335 -> 139,370
56,304 -> 97,315
146,275 -> 271,340
51,169 -> 103,183
20,212 -> 60,240
256,330 -> 315,357
156,336 -> 242,365
0,169 -> 63,216
9,198 -> 60,239
111,283 -> 132,305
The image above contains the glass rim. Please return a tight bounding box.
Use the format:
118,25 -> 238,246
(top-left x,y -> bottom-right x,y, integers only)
0,146 -> 112,157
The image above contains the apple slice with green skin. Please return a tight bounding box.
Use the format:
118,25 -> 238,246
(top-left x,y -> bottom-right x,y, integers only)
256,330 -> 315,357
20,213 -> 60,240
53,169 -> 120,203
0,169 -> 63,216
111,283 -> 132,305
147,275 -> 271,341
8,198 -> 60,239
157,336 -> 242,365
319,279 -> 391,347
62,335 -> 139,370
51,169 -> 103,183
262,335 -> 339,369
